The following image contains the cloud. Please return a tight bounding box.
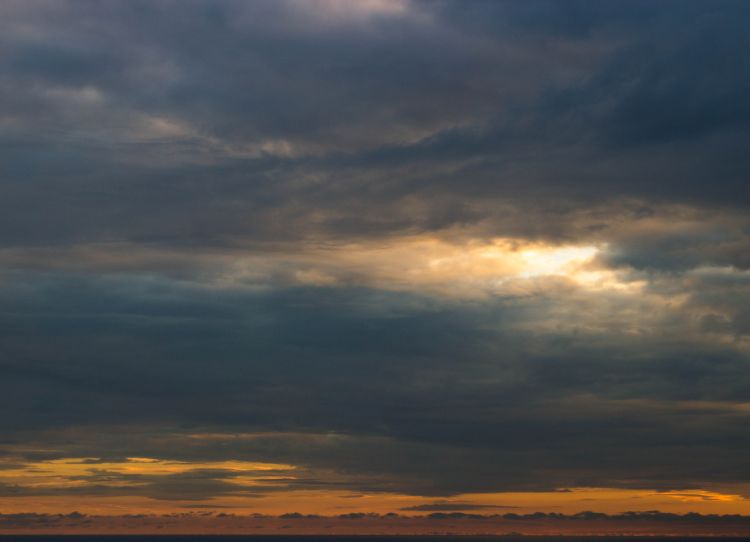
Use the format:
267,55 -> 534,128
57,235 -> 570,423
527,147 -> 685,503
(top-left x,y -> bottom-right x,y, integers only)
2,509 -> 750,535
402,502 -> 518,511
0,261 -> 749,497
0,1 -> 747,250
0,0 -> 749,509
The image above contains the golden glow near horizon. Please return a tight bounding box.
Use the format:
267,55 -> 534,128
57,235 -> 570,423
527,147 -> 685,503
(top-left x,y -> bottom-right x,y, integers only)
0,456 -> 748,517
0,457 -> 296,492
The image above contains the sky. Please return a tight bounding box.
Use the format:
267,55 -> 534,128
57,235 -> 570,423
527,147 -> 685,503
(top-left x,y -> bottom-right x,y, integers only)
1,0 -> 750,534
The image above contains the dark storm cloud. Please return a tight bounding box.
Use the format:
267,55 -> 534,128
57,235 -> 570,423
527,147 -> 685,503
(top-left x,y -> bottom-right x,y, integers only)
0,0 -> 749,251
1,0 -> 750,503
1,269 -> 750,496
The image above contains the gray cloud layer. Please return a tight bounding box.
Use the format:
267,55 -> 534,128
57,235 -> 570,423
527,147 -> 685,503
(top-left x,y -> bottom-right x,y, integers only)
1,0 -> 749,502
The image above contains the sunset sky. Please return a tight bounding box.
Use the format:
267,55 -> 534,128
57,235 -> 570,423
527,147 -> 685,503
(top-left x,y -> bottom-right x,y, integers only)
1,0 -> 750,533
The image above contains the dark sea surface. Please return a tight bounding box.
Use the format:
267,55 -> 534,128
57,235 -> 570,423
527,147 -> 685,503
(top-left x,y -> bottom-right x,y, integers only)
1,537 -> 749,542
